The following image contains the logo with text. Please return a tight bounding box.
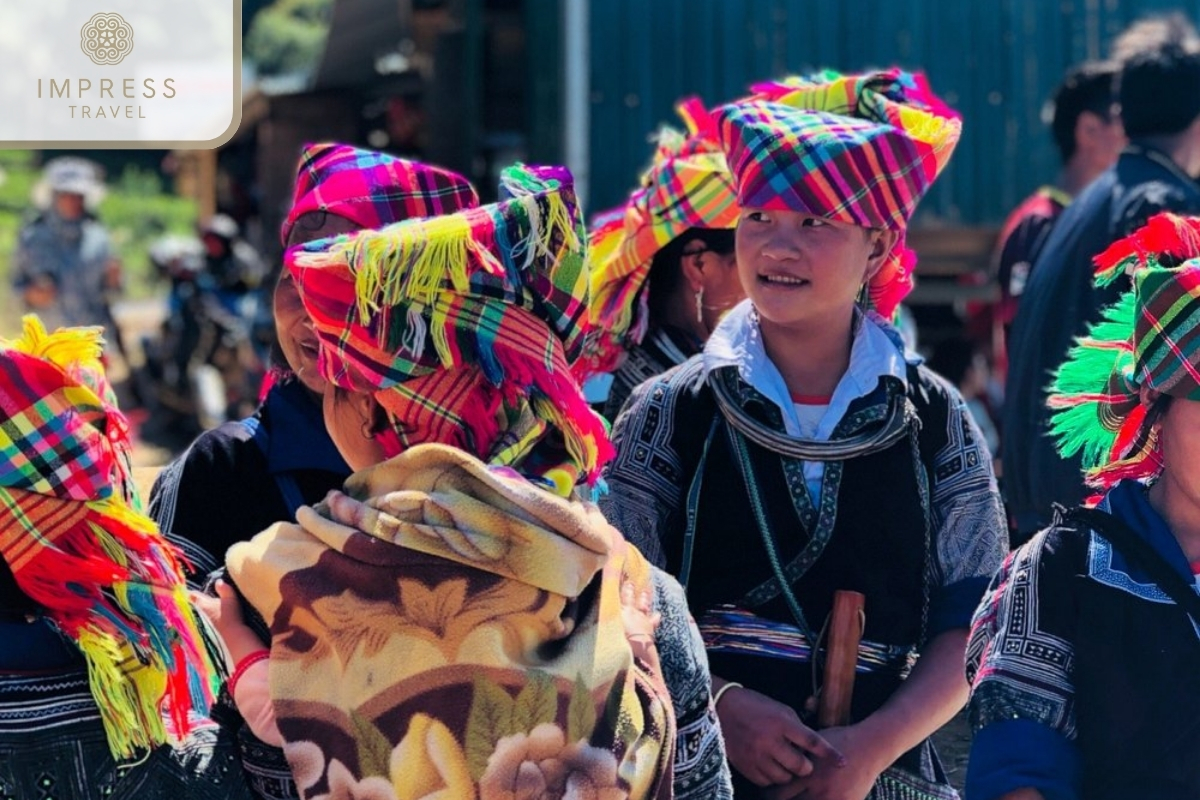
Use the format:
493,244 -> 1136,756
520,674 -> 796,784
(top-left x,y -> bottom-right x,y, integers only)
80,13 -> 133,65
2,1 -> 241,148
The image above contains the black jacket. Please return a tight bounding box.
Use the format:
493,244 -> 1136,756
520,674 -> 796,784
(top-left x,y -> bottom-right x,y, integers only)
1002,145 -> 1200,538
149,379 -> 350,583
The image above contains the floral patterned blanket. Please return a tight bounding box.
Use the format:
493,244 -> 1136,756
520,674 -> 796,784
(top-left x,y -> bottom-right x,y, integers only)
227,443 -> 674,800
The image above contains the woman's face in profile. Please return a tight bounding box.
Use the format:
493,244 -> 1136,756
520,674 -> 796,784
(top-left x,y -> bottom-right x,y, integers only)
276,213 -> 360,394
321,385 -> 387,472
1157,396 -> 1200,502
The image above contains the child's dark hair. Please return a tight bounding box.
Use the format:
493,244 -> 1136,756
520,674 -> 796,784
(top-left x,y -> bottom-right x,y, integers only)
1120,41 -> 1200,139
1048,61 -> 1119,163
646,227 -> 736,325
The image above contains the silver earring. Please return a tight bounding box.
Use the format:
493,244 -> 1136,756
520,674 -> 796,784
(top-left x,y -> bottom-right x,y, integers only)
695,288 -> 705,323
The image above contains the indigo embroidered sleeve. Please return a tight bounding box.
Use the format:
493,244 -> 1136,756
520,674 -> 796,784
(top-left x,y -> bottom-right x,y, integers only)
652,568 -> 733,800
965,531 -> 1082,799
600,377 -> 688,569
927,385 -> 1008,635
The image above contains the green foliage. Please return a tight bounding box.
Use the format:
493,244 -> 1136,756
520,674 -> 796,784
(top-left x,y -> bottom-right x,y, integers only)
0,155 -> 38,214
0,155 -> 40,325
349,710 -> 394,779
465,676 -> 516,780
464,671 -> 565,780
566,675 -> 596,744
0,151 -> 35,169
245,0 -> 334,77
97,166 -> 198,300
113,164 -> 164,197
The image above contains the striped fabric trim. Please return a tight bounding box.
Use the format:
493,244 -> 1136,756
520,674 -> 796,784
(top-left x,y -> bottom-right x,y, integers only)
0,669 -> 100,735
697,605 -> 917,676
1135,264 -> 1200,399
0,490 -> 90,573
164,530 -> 221,590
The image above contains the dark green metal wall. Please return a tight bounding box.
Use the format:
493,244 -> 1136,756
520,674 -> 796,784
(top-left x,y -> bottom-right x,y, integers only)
583,0 -> 1200,224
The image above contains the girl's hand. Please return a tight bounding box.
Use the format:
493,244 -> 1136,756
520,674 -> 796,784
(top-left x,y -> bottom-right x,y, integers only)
717,685 -> 845,787
763,723 -> 891,800
190,580 -> 263,662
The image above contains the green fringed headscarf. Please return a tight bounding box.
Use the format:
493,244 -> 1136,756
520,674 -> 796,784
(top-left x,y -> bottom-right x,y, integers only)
1048,212 -> 1200,491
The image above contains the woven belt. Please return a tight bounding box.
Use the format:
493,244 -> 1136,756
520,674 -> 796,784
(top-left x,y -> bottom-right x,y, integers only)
697,605 -> 917,677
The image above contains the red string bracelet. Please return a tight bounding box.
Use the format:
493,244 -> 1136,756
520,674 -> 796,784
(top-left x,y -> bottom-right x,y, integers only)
228,649 -> 270,697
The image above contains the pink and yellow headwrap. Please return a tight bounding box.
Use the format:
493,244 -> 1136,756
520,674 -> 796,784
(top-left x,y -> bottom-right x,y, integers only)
719,68 -> 962,316
289,164 -> 611,491
581,98 -> 739,378
280,142 -> 481,245
0,316 -> 216,758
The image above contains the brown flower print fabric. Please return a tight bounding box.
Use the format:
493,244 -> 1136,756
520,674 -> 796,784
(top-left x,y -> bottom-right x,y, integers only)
227,443 -> 674,800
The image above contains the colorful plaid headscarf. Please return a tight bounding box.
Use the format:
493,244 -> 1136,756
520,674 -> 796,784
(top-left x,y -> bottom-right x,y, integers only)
718,68 -> 962,317
289,164 -> 611,490
1049,212 -> 1200,491
581,99 -> 739,378
280,143 -> 480,246
0,316 -> 216,758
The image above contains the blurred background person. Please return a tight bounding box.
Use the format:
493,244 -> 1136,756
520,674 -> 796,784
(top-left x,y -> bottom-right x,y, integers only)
10,157 -> 123,346
191,214 -> 269,425
1003,23 -> 1200,543
199,213 -> 267,297
143,215 -> 268,441
983,60 -> 1124,373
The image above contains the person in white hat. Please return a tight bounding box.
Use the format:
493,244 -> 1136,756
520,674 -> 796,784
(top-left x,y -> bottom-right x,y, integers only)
11,157 -> 123,334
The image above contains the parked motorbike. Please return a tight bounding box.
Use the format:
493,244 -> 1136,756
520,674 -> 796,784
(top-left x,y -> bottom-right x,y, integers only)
140,217 -> 268,442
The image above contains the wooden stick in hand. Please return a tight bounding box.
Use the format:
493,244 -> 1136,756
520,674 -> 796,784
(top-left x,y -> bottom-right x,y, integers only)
817,590 -> 866,728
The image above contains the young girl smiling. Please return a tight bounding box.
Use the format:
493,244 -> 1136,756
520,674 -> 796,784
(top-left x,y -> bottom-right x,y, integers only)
601,70 -> 1009,799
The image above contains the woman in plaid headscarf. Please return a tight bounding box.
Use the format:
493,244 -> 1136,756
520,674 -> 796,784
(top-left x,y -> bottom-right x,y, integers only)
149,144 -> 480,584
0,317 -> 251,800
966,213 -> 1200,800
600,69 -> 1009,799
581,99 -> 744,418
196,164 -> 733,800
